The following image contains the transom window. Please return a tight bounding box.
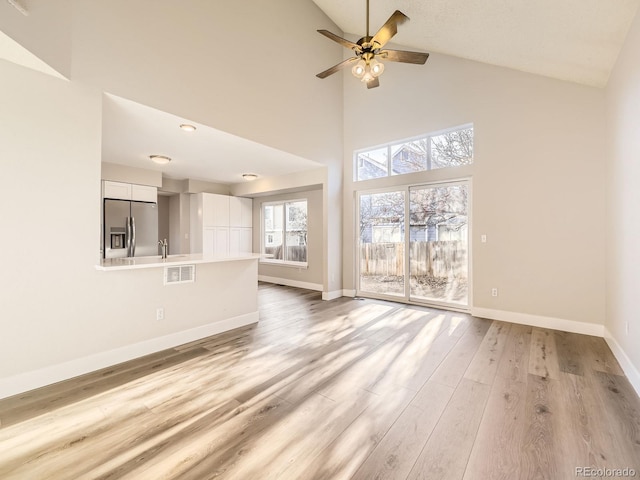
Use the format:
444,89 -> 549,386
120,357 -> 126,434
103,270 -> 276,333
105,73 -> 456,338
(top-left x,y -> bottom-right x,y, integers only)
355,124 -> 474,181
261,199 -> 308,267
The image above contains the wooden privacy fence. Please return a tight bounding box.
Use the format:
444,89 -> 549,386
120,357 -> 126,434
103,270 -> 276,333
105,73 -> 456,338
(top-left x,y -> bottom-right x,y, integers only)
360,241 -> 467,278
265,245 -> 308,262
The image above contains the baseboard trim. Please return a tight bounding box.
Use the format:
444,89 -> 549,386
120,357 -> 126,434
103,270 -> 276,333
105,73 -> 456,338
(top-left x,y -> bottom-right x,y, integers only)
604,328 -> 640,397
322,290 -> 343,301
471,307 -> 605,337
342,289 -> 356,298
258,275 -> 322,292
0,311 -> 259,400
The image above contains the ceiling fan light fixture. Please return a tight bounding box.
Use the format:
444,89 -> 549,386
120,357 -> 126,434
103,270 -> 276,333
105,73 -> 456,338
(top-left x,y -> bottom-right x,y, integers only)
370,58 -> 385,77
360,64 -> 375,83
316,1 -> 428,90
352,59 -> 367,78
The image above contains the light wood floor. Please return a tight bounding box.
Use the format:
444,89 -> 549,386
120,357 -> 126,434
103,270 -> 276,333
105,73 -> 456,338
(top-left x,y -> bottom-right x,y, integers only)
1,284 -> 639,479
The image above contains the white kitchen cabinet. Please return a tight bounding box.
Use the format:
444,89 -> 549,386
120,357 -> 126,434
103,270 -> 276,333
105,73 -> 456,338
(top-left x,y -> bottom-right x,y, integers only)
204,227 -> 229,255
192,193 -> 251,255
131,184 -> 157,203
102,181 -> 157,202
103,181 -> 132,200
230,227 -> 252,254
229,196 -> 252,227
202,194 -> 230,227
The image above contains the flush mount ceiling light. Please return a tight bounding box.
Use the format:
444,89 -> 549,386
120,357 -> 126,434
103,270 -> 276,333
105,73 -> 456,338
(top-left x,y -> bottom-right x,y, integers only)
316,0 -> 429,89
242,173 -> 258,181
150,155 -> 172,165
179,124 -> 196,132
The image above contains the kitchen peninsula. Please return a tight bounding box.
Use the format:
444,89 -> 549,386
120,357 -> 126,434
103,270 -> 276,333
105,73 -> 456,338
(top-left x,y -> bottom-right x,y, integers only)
61,252 -> 264,399
96,252 -> 261,271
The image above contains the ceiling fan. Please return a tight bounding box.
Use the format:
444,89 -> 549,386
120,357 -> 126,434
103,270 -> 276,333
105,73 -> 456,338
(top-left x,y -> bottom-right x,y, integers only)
316,0 -> 429,89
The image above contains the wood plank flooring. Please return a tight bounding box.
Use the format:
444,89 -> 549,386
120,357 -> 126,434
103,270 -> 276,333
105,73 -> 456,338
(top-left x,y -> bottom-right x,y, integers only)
1,283 -> 639,479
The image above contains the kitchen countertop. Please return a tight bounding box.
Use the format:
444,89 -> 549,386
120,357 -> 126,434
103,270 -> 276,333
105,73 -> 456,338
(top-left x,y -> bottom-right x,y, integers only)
96,253 -> 262,271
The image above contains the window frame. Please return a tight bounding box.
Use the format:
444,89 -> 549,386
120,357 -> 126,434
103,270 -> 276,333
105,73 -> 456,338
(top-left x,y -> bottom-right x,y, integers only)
260,198 -> 308,268
354,123 -> 474,182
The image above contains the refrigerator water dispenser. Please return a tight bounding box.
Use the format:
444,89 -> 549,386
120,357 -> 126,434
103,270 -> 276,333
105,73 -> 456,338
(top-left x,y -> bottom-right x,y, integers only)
110,227 -> 126,250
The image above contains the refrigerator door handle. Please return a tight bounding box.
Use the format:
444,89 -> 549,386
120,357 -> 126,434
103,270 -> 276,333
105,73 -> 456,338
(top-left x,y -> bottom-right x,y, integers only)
125,216 -> 132,256
130,216 -> 136,257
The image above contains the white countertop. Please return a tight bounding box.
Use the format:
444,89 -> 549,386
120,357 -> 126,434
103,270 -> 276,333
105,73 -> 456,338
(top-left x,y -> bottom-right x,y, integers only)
96,253 -> 262,271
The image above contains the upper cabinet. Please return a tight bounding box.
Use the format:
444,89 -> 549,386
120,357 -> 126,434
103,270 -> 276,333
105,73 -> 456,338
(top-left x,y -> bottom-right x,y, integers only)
131,184 -> 157,203
102,181 -> 157,203
102,181 -> 131,200
229,196 -> 252,228
202,193 -> 230,227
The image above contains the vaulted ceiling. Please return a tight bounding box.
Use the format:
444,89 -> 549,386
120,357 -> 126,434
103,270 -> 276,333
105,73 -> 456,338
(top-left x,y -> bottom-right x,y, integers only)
311,0 -> 640,87
2,0 -> 638,187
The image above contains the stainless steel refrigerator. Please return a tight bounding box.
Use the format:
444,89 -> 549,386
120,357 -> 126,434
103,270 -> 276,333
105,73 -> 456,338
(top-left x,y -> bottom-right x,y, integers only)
103,199 -> 158,259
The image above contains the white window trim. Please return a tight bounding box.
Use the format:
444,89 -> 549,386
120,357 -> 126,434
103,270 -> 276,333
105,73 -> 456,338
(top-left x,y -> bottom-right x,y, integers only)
354,123 -> 474,182
260,198 -> 309,268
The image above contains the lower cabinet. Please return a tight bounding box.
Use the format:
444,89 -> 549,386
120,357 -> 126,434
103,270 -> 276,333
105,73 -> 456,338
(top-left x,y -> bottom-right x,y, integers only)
230,227 -> 252,254
203,227 -> 252,255
203,227 -> 230,255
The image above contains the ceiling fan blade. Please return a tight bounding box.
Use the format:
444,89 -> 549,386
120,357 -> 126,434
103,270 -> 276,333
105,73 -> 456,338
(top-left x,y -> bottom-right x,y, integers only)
371,10 -> 409,49
316,57 -> 359,79
379,49 -> 429,65
317,30 -> 361,52
366,77 -> 380,89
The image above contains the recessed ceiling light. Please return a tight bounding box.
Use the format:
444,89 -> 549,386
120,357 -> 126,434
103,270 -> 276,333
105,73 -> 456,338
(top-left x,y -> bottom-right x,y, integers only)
150,155 -> 172,165
242,173 -> 258,181
179,124 -> 196,132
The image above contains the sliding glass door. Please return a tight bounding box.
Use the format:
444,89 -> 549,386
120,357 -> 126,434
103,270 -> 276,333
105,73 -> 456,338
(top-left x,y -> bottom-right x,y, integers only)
358,190 -> 405,298
409,183 -> 469,307
357,181 -> 470,310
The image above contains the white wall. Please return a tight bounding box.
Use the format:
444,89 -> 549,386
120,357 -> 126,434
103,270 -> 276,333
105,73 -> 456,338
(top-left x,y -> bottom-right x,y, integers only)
0,0 -> 345,304
66,0 -> 344,166
0,0 -> 346,396
0,60 -> 259,398
169,195 -> 181,255
605,10 -> 640,388
158,195 -> 170,248
101,162 -> 162,187
343,52 -> 607,327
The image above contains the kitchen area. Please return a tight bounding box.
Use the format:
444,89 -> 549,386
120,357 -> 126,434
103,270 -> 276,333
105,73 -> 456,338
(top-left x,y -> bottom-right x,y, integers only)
91,162 -> 262,372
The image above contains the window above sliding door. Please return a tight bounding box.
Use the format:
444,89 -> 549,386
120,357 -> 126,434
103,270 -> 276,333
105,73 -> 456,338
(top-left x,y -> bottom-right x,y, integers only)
354,124 -> 474,182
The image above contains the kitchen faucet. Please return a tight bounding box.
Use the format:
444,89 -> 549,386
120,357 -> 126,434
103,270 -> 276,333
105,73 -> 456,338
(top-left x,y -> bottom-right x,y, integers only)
158,238 -> 168,259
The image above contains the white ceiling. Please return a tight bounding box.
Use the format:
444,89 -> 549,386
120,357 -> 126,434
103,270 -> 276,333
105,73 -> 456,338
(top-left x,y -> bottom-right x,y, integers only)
0,30 -> 64,79
311,0 -> 640,87
3,1 -> 638,188
101,94 -> 323,186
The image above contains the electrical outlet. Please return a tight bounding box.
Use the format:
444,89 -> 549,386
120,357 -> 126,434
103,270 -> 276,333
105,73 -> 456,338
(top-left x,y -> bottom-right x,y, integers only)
491,288 -> 498,297
156,307 -> 164,321
481,234 -> 487,243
